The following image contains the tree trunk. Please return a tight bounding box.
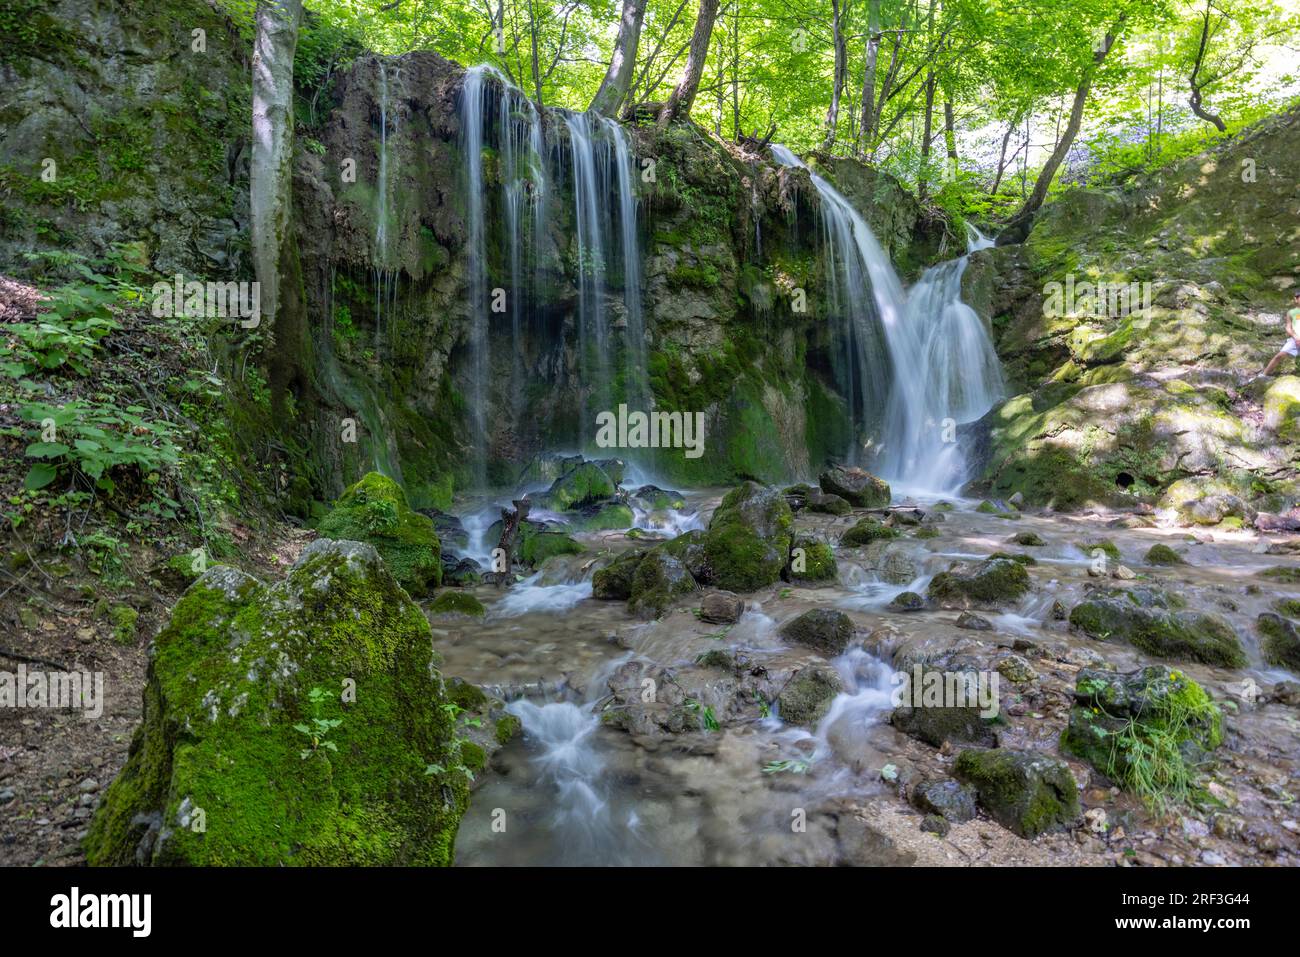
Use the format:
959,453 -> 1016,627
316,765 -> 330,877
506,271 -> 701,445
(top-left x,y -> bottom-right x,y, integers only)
657,0 -> 720,127
1188,0 -> 1227,132
590,0 -> 647,115
528,0 -> 543,103
250,0 -> 304,405
918,70 -> 935,200
858,0 -> 881,155
943,98 -> 957,180
999,17 -> 1124,243
822,0 -> 846,152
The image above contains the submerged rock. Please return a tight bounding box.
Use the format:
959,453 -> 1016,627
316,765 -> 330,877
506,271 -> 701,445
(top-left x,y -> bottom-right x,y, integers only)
954,749 -> 1080,839
316,472 -> 442,596
818,465 -> 891,508
701,482 -> 794,592
927,556 -> 1031,610
779,608 -> 855,656
1068,588 -> 1246,668
85,540 -> 470,865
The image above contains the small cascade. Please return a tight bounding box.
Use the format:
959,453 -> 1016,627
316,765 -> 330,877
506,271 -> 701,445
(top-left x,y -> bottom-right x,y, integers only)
878,225 -> 1004,493
604,118 -> 648,410
770,145 -> 1002,495
373,60 -> 402,346
460,65 -> 493,489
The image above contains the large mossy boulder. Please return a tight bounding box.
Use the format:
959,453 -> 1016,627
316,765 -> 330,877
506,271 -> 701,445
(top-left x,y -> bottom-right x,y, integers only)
1257,613 -> 1300,671
85,540 -> 470,866
702,482 -> 794,592
818,465 -> 891,508
1068,588 -> 1246,668
786,536 -> 838,583
591,549 -> 648,600
316,472 -> 442,596
927,556 -> 1031,610
1061,666 -> 1222,804
953,749 -> 1079,839
840,517 -> 898,547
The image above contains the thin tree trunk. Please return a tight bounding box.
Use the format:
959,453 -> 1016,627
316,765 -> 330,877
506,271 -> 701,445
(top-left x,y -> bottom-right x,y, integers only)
991,118 -> 1013,194
590,0 -> 647,115
858,0 -> 881,155
1000,17 -> 1125,242
250,0 -> 303,358
657,0 -> 720,127
943,98 -> 957,180
1188,0 -> 1227,131
918,70 -> 935,199
822,0 -> 846,152
528,0 -> 543,103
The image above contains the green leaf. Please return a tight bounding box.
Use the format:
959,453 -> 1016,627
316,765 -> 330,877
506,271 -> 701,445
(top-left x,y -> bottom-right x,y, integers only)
23,463 -> 58,490
25,442 -> 70,458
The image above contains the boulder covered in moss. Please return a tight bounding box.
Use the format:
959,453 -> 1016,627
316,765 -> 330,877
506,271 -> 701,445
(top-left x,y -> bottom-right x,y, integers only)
658,528 -> 711,582
786,536 -> 837,583
627,550 -> 698,619
818,465 -> 891,508
1257,613 -> 1300,671
1144,543 -> 1185,566
428,590 -> 486,617
953,749 -> 1079,839
840,517 -> 898,547
701,482 -> 794,592
1061,666 -> 1222,803
541,461 -> 616,511
891,666 -> 997,748
777,663 -> 844,726
806,490 -> 852,515
591,549 -> 648,600
316,472 -> 442,596
910,777 -> 977,823
779,608 -> 855,656
85,540 -> 470,866
629,485 -> 686,510
927,556 -> 1031,610
1068,588 -> 1246,668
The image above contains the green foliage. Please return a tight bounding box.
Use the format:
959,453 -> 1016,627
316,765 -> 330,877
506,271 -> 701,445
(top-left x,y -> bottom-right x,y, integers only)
294,686 -> 345,759
18,399 -> 180,495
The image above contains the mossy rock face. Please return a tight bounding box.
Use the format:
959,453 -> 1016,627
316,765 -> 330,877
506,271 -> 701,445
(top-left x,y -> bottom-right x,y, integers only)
628,485 -> 686,510
786,536 -> 837,582
702,482 -> 794,592
840,518 -> 898,547
1257,613 -> 1300,671
493,520 -> 586,568
953,749 -> 1079,839
806,490 -> 852,515
316,472 -> 442,596
1061,666 -> 1222,796
591,549 -> 648,601
84,540 -> 469,866
542,462 -> 616,511
776,663 -> 843,726
927,557 -> 1031,610
1068,591 -> 1246,668
627,550 -> 698,619
818,466 -> 890,508
779,608 -> 855,656
1144,544 -> 1185,566
428,590 -> 486,617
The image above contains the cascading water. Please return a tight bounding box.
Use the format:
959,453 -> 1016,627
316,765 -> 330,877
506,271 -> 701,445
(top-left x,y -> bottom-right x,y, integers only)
770,145 -> 1002,495
459,67 -> 647,486
373,60 -> 401,346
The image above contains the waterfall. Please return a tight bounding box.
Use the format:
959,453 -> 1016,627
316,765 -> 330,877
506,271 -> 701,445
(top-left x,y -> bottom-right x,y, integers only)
770,146 -> 1002,495
373,60 -> 401,346
458,68 -> 646,488
878,226 -> 1004,493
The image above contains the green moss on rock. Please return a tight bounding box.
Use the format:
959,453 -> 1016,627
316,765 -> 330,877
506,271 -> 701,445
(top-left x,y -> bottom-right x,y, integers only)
702,482 -> 794,592
954,749 -> 1079,839
428,591 -> 486,617
316,472 -> 442,596
85,540 -> 469,866
927,557 -> 1031,610
1068,591 -> 1246,668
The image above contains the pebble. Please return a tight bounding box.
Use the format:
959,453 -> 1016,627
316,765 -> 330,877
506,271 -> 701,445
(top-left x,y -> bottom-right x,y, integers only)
78,778 -> 99,793
0,787 -> 15,804
1200,850 -> 1226,866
